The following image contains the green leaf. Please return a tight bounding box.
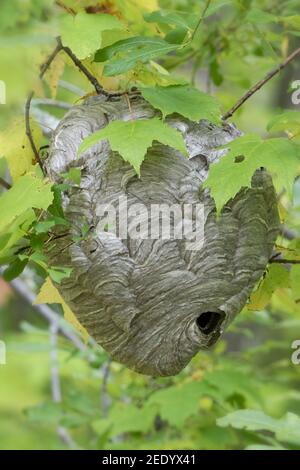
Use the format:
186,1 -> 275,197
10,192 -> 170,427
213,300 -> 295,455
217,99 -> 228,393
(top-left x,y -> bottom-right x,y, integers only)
60,12 -> 125,60
205,0 -> 232,17
0,233 -> 11,252
248,264 -> 290,311
78,118 -> 188,175
108,403 -> 157,436
0,174 -> 53,232
267,111 -> 300,136
164,28 -> 188,45
204,367 -> 258,404
147,381 -> 219,427
34,220 -> 56,234
203,134 -> 300,213
25,402 -> 63,425
144,10 -> 197,30
217,410 -> 300,446
246,9 -> 279,24
141,85 -> 221,123
282,15 -> 300,29
0,209 -> 36,258
62,168 -> 81,185
210,59 -> 224,86
48,267 -> 72,283
94,36 -> 179,76
245,444 -> 285,450
217,409 -> 278,431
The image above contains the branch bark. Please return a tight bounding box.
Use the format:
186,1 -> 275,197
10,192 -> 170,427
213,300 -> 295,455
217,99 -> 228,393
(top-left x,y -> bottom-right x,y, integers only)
25,42 -> 63,174
56,37 -> 108,96
222,47 -> 300,120
270,258 -> 300,265
25,37 -> 108,175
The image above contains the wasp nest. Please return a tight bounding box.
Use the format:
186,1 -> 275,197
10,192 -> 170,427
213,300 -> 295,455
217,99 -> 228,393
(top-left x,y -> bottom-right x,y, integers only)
45,94 -> 279,376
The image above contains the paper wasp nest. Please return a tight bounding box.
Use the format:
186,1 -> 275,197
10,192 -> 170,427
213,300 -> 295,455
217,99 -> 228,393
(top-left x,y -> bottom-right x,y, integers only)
45,94 -> 279,376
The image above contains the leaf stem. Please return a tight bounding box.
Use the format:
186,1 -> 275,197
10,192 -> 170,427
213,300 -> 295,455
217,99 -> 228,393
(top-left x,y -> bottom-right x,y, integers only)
191,0 -> 212,41
222,47 -> 300,120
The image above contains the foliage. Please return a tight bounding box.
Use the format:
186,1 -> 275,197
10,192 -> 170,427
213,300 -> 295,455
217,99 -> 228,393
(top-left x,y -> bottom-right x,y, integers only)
204,134 -> 300,213
0,0 -> 300,451
60,12 -> 125,59
140,85 -> 221,122
78,117 -> 188,175
35,277 -> 89,342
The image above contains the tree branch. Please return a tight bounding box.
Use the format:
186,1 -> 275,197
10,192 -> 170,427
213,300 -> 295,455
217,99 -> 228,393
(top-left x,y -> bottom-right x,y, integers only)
31,108 -> 60,138
0,177 -> 11,190
222,47 -> 300,120
25,42 -> 63,174
9,276 -> 86,351
25,36 -> 109,175
58,80 -> 85,97
49,322 -> 78,449
270,258 -> 300,265
56,37 -> 108,96
191,0 -> 212,41
32,98 -> 72,110
100,358 -> 112,417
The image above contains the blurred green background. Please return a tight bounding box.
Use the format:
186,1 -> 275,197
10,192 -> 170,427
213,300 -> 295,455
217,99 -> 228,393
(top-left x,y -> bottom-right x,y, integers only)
1,0 -> 300,450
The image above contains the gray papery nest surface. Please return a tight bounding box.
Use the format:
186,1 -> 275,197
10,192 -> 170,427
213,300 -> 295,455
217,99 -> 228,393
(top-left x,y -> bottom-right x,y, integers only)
45,94 -> 279,376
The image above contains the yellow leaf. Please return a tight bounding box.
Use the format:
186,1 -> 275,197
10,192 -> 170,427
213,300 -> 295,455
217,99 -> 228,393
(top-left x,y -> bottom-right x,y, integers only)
44,52 -> 65,99
130,0 -> 158,11
115,0 -> 159,34
35,277 -> 89,342
0,119 -> 42,181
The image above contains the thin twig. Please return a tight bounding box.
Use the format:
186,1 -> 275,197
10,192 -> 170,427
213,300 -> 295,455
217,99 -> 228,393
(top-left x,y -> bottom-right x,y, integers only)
31,108 -> 60,138
25,42 -> 63,174
56,37 -> 108,96
39,43 -> 64,80
270,258 -> 300,265
8,275 -> 86,351
50,322 -> 62,403
55,0 -> 76,15
0,177 -> 11,190
32,98 -> 72,110
191,0 -> 212,41
49,322 -> 78,449
59,80 -> 85,96
222,47 -> 300,120
25,35 -> 107,174
100,358 -> 112,417
25,92 -> 46,173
